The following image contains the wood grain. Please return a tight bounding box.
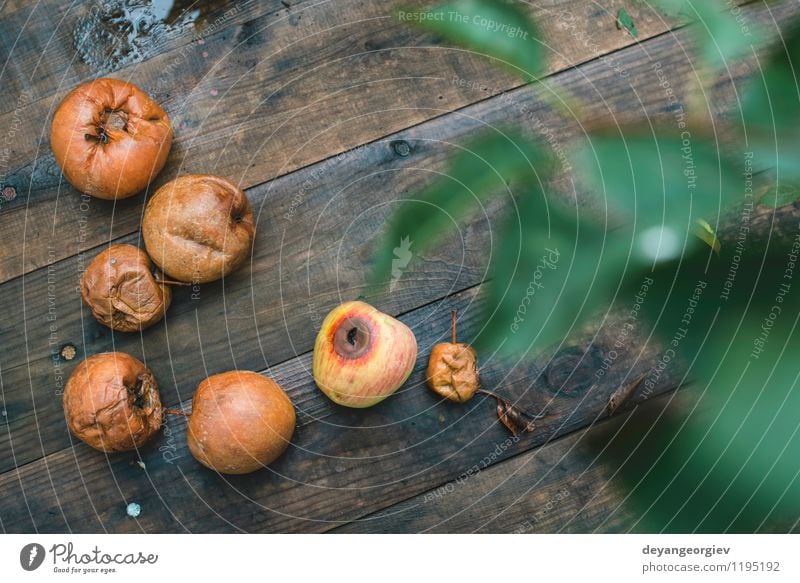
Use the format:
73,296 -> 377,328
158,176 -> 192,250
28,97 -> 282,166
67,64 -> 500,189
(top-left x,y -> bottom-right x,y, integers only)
0,0 -> 693,283
1,5 -> 794,474
1,0 -> 797,534
0,0 -> 290,116
334,392 -> 686,534
0,284 -> 681,533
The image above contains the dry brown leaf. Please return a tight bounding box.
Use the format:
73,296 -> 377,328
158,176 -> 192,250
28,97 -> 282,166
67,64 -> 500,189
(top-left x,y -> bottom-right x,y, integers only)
484,390 -> 543,436
606,375 -> 647,415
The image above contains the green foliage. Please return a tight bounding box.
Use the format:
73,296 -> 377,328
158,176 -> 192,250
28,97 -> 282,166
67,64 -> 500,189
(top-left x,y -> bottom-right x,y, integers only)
370,131 -> 553,289
381,0 -> 800,532
480,186 -> 630,354
597,243 -> 800,531
402,0 -> 543,80
757,182 -> 800,209
740,23 -> 800,179
576,128 -> 741,232
654,0 -> 759,71
616,8 -> 638,38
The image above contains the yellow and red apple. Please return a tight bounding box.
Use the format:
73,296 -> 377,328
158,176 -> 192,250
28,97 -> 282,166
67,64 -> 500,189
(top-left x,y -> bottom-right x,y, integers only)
312,301 -> 417,408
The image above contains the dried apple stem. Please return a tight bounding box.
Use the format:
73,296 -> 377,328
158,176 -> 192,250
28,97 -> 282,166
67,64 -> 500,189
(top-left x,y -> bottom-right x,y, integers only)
154,276 -> 191,287
165,408 -> 191,417
451,309 -> 457,344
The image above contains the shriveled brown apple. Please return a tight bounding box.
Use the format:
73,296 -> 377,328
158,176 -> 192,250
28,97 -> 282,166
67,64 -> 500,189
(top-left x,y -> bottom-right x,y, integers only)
427,310 -> 480,403
80,244 -> 172,332
427,310 -> 544,436
142,174 -> 255,284
63,352 -> 163,452
50,78 -> 172,200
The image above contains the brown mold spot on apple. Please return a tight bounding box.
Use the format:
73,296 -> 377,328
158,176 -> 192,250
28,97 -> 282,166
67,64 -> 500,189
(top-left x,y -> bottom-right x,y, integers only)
334,318 -> 372,358
330,315 -> 374,360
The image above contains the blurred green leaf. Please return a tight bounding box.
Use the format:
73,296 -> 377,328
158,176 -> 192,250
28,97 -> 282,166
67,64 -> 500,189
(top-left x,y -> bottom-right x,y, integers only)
401,0 -> 543,81
594,291 -> 800,532
370,131 -> 553,289
756,182 -> 800,209
741,23 -> 800,179
479,187 -> 631,354
691,311 -> 800,527
596,234 -> 800,531
381,0 -> 800,533
616,8 -> 638,38
576,128 -> 742,233
694,219 -> 721,253
654,0 -> 759,71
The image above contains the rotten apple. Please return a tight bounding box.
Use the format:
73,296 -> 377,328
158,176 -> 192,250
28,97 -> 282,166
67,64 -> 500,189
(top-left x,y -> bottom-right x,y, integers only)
427,310 -> 480,403
186,371 -> 296,475
427,309 -> 545,436
63,352 -> 163,452
312,301 -> 417,408
80,244 -> 172,332
50,78 -> 172,200
142,174 -> 255,283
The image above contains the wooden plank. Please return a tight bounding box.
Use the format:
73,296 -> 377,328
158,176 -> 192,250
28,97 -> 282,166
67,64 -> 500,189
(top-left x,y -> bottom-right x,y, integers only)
0,0 -> 696,283
337,385 -> 800,534
0,283 -> 682,533
334,392 -> 684,534
0,8 -> 790,473
0,1 -> 293,116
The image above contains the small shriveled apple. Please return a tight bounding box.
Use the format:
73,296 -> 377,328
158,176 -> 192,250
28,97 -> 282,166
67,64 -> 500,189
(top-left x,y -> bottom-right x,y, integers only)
427,310 -> 480,403
80,244 -> 172,332
427,309 -> 545,436
63,352 -> 163,452
312,301 -> 417,408
186,371 -> 295,474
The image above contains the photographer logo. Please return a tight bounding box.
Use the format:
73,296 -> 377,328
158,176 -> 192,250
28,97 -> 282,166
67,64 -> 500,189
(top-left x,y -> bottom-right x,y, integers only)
19,543 -> 46,571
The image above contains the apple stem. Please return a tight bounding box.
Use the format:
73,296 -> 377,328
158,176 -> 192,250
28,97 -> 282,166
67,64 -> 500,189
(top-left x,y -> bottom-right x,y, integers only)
154,276 -> 191,287
165,408 -> 191,417
451,309 -> 457,344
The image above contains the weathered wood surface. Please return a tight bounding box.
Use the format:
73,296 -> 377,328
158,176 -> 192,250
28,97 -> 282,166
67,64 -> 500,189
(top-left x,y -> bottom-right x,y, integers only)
0,13 -> 744,476
0,0 -> 692,282
0,283 -> 680,533
335,392 -> 685,534
0,0 -> 796,533
0,0 -> 285,114
0,5 -> 781,476
342,386 -> 798,535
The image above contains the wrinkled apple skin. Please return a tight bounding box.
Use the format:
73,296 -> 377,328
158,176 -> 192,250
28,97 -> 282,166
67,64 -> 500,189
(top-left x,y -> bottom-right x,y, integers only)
80,244 -> 172,332
51,78 -> 172,200
427,342 -> 480,403
312,301 -> 417,408
142,174 -> 254,284
63,352 -> 163,452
